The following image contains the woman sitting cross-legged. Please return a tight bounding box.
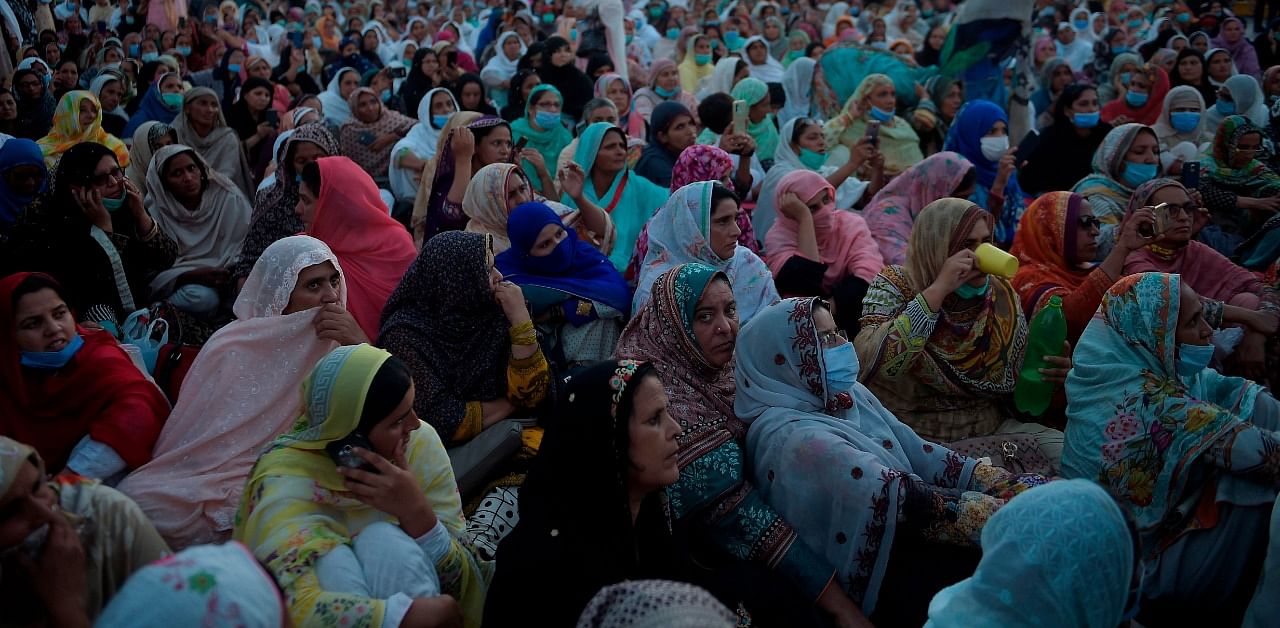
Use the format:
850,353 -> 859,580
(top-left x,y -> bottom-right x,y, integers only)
233,344 -> 492,628
738,297 -> 1049,626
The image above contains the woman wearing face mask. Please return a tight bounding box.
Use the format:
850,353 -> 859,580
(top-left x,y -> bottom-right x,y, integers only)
493,202 -> 630,367
633,58 -> 699,124
36,91 -> 128,170
738,297 -> 1045,627
1122,178 -> 1280,381
678,33 -> 715,94
1011,192 -> 1155,344
118,235 -> 365,549
389,87 -> 457,205
0,272 -> 170,480
1206,73 -> 1270,131
123,71 -> 184,138
1019,83 -> 1112,196
337,86 -> 414,189
510,85 -> 571,196
1071,123 -> 1163,259
1101,63 -> 1171,126
1197,116 -> 1280,256
1152,86 -> 1212,166
1063,272 -> 1280,626
855,199 -> 1070,463
824,74 -> 923,177
943,100 -> 1027,249
755,117 -> 877,240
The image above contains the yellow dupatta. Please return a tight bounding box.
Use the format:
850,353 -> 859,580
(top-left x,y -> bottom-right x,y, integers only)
37,90 -> 129,169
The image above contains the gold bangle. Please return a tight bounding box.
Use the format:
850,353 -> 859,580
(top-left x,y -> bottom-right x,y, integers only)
509,320 -> 534,338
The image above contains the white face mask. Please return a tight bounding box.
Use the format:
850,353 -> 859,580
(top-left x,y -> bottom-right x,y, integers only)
980,135 -> 1009,162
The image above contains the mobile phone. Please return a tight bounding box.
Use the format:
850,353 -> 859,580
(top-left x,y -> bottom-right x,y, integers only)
1140,202 -> 1171,238
178,17 -> 186,30
1013,129 -> 1040,167
732,99 -> 748,135
288,30 -> 303,48
1181,161 -> 1200,189
513,136 -> 529,153
864,120 -> 880,147
97,20 -> 107,34
359,130 -> 376,146
387,65 -> 408,79
326,431 -> 379,473
264,110 -> 279,128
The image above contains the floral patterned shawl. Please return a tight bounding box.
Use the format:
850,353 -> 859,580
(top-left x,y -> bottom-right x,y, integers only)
861,151 -> 973,266
1070,123 -> 1161,256
1201,115 -> 1280,195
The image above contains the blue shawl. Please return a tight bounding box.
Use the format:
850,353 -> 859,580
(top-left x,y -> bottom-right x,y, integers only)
0,138 -> 46,228
124,82 -> 181,139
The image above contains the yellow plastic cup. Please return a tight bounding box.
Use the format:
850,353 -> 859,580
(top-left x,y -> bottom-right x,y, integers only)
974,242 -> 1019,278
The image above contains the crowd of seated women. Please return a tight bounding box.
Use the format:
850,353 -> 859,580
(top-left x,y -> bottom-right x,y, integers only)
3,0 -> 1280,626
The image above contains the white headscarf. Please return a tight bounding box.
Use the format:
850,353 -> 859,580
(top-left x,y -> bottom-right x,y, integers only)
1070,8 -> 1095,43
89,74 -> 127,120
388,87 -> 458,201
823,2 -> 851,40
481,32 -> 526,86
779,57 -> 816,122
756,116 -> 869,238
318,67 -> 358,125
1205,47 -> 1239,88
742,35 -> 784,83
697,57 -> 743,100
1056,23 -> 1094,72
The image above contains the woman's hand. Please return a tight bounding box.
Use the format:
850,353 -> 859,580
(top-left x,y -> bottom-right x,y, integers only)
1245,309 -> 1280,336
72,186 -> 112,232
849,136 -> 876,169
122,178 -> 153,230
451,127 -> 475,161
339,447 -> 438,537
402,596 -> 463,628
559,162 -> 586,200
777,192 -> 813,222
493,280 -> 531,326
20,510 -> 89,628
314,303 -> 369,345
930,249 -> 982,295
993,148 -> 1016,187
816,582 -> 875,628
1234,331 -> 1268,382
519,147 -> 546,173
1039,340 -> 1073,385
1118,206 -> 1155,252
372,133 -> 400,152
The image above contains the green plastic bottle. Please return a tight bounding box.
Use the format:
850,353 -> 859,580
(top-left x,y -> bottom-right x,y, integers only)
1014,295 -> 1067,416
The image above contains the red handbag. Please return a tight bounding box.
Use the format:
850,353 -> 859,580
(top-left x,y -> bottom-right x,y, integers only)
151,304 -> 199,403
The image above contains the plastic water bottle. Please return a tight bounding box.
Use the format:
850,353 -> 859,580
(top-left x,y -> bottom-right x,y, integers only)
1014,295 -> 1067,416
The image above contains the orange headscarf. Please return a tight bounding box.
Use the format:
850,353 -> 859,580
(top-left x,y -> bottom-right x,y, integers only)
1010,192 -> 1094,316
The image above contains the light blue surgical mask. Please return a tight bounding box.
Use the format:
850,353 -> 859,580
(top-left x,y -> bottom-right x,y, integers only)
312,36 -> 323,49
1176,342 -> 1214,379
161,92 -> 184,108
1073,19 -> 1089,30
654,85 -> 678,98
1177,13 -> 1191,24
176,46 -> 192,57
1121,160 -> 1158,187
20,334 -> 85,370
1119,71 -> 1131,86
534,110 -> 560,128
1170,110 -> 1201,131
1073,110 -> 1100,128
128,43 -> 140,57
101,191 -> 126,212
724,31 -> 742,48
1125,90 -> 1148,107
695,53 -> 712,65
228,63 -> 241,73
954,275 -> 991,299
1111,45 -> 1129,55
625,34 -> 634,45
432,114 -> 449,128
869,105 -> 894,122
380,89 -> 391,103
666,27 -> 680,39
141,51 -> 159,62
649,6 -> 663,18
822,342 -> 859,393
799,147 -> 826,170
1128,19 -> 1143,29
1217,100 -> 1236,115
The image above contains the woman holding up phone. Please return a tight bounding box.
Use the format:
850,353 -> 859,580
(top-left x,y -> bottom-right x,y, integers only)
226,77 -> 279,184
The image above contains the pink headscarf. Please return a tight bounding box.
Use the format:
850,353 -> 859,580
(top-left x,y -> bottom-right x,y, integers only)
765,170 -> 885,293
308,156 -> 418,339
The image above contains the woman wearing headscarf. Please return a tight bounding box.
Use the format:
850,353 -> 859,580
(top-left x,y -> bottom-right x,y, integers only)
1172,49 -> 1220,110
480,32 -> 526,111
318,66 -> 361,127
595,73 -> 646,141
1212,16 -> 1261,78
399,47 -> 443,115
634,101 -> 697,189
0,433 -> 170,624
1152,85 -> 1213,158
766,169 -> 883,333
536,36 -> 593,120
485,359 -> 684,626
1206,48 -> 1240,88
510,84 -> 572,195
411,114 -> 514,245
377,231 -> 551,555
0,138 -> 46,238
633,58 -> 700,124
0,142 -> 177,325
738,297 -> 1042,625
12,68 -> 56,140
224,76 -> 278,183
119,235 -> 366,549
123,72 -> 183,139
452,73 -> 498,116
1096,52 -> 1143,105
634,181 -> 777,323
233,344 -> 491,628
145,144 -> 251,316
389,87 -> 457,204
300,156 -> 416,341
1101,64 -> 1172,127
170,86 -> 254,196
462,162 -> 613,255
855,199 -> 1068,459
500,68 -> 541,123
677,33 -> 714,94
861,151 -> 974,266
231,123 -> 341,282
742,35 -> 784,83
1055,22 -> 1094,73
1071,123 -> 1163,259
577,581 -> 737,628
755,117 -> 875,240
1019,83 -> 1112,196
615,263 -> 867,627
565,122 -> 669,271
96,542 -> 286,627
698,57 -> 747,102
728,77 -> 780,168
1198,115 -> 1280,254
36,90 -> 128,170
943,100 -> 1027,249
337,86 -> 414,188
0,272 -> 170,478
1207,73 -> 1270,130
925,480 -> 1140,628
89,74 -> 127,139
1011,191 -> 1155,344
824,74 -> 923,177
1063,272 -> 1280,625
912,74 -> 964,153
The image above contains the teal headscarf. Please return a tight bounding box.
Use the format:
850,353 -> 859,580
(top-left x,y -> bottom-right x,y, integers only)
509,84 -> 572,191
673,263 -> 718,337
564,122 -> 669,270
730,77 -> 779,160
